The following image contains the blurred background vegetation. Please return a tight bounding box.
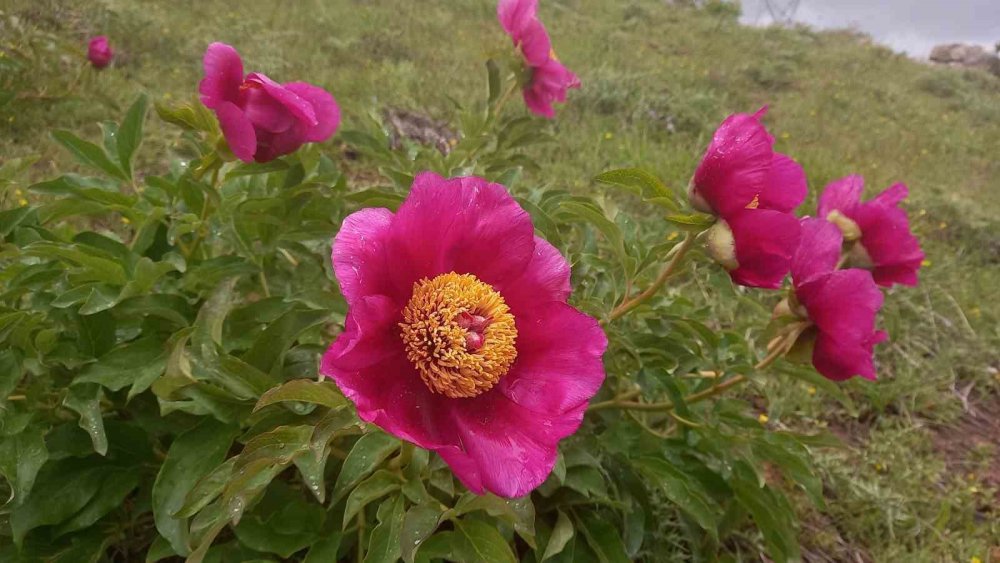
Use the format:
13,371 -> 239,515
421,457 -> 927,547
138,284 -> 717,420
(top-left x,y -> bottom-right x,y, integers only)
1,0 -> 998,560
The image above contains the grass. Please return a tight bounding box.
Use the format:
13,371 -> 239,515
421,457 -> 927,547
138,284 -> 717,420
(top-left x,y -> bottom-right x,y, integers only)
2,0 -> 999,560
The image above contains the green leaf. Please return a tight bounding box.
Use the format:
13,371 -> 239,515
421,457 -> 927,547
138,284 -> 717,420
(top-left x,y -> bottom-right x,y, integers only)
364,494 -> 406,563
254,378 -> 347,412
304,533 -> 343,563
51,130 -> 126,180
454,518 -> 517,563
401,502 -> 445,563
632,457 -> 720,540
23,242 -> 129,286
594,168 -> 678,211
9,459 -> 107,546
155,100 -> 217,132
486,59 -> 502,106
241,307 -> 329,375
56,467 -> 139,534
559,200 -> 625,258
62,383 -> 108,456
344,470 -> 403,527
542,510 -> 574,561
152,419 -> 239,556
175,459 -> 235,518
332,432 -> 400,502
0,425 -> 48,507
117,94 -> 149,179
0,348 -> 23,408
74,337 -> 166,397
665,213 -> 716,230
233,481 -> 325,558
575,512 -> 629,563
730,462 -> 801,562
451,493 -> 536,548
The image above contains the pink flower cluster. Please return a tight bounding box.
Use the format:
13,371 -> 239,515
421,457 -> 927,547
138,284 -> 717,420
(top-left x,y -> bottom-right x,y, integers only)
692,108 -> 924,382
498,0 -> 580,118
199,43 -> 340,163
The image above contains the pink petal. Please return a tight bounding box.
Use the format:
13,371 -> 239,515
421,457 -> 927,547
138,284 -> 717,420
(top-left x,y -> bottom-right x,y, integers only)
869,182 -> 908,207
501,237 -> 571,313
283,82 -> 341,142
444,394 -> 586,498
245,73 -> 318,127
199,42 -> 244,109
498,302 -> 606,414
240,85 -> 299,133
727,209 -> 801,289
519,20 -> 552,67
812,330 -> 887,381
759,153 -> 807,213
321,297 -> 461,450
796,269 -> 884,345
252,126 -> 309,162
497,0 -> 538,38
214,101 -> 257,162
791,218 -> 843,287
817,175 -> 864,219
385,173 -> 536,299
332,207 -> 397,306
692,112 -> 775,217
523,58 -> 579,119
854,204 -> 924,287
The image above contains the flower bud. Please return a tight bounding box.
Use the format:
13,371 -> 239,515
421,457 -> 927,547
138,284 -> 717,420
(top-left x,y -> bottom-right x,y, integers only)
825,209 -> 861,242
87,36 -> 113,69
705,219 -> 738,271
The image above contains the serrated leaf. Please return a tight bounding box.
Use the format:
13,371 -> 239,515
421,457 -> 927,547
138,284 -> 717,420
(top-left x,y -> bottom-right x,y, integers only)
365,495 -> 406,563
332,432 -> 400,502
51,130 -> 126,180
62,383 -> 107,456
454,518 -> 516,563
542,510 -> 574,561
343,470 -> 403,527
665,213 -> 716,230
118,94 -> 149,178
152,419 -> 239,556
254,378 -> 347,412
632,457 -> 720,540
575,512 -> 629,563
0,425 -> 48,507
594,168 -> 678,211
401,502 -> 445,563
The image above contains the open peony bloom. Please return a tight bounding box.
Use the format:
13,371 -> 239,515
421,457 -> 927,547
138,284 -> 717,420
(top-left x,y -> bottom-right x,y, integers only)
818,175 -> 924,287
199,42 -> 340,163
322,172 -> 607,498
87,36 -> 113,69
497,0 -> 580,118
787,218 -> 887,381
691,107 -> 807,288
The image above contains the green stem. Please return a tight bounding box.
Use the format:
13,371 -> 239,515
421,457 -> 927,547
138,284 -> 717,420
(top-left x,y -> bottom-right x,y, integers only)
605,233 -> 696,324
491,79 -> 520,122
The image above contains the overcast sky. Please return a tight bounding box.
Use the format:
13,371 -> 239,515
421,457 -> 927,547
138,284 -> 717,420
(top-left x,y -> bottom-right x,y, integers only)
740,0 -> 1000,56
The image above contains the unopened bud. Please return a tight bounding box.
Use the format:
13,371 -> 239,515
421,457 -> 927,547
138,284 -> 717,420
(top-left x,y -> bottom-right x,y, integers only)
687,180 -> 714,215
705,220 -> 738,271
826,210 -> 862,242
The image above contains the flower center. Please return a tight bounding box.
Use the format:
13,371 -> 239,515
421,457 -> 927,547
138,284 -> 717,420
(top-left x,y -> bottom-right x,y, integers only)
399,272 -> 518,399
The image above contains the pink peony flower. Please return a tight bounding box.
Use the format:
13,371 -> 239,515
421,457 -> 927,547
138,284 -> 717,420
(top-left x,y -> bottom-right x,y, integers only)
497,0 -> 580,118
790,218 -> 887,381
87,36 -> 113,69
322,172 -> 607,498
198,42 -> 340,163
691,108 -> 807,288
818,175 -> 924,287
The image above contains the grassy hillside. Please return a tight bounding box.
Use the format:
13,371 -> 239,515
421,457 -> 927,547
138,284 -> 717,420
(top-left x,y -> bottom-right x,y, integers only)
2,0 -> 998,560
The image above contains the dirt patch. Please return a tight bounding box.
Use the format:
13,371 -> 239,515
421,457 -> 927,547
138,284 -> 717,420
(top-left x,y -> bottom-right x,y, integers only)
931,392 -> 1000,500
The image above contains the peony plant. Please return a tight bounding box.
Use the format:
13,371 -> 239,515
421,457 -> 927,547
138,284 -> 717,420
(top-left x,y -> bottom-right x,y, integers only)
0,2 -> 925,562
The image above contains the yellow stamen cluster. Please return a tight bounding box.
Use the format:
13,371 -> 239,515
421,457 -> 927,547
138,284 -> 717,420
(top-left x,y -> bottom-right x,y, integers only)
399,272 -> 517,399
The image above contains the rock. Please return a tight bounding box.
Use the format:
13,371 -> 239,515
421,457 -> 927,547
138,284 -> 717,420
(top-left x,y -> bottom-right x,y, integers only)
929,43 -> 1000,76
383,108 -> 457,155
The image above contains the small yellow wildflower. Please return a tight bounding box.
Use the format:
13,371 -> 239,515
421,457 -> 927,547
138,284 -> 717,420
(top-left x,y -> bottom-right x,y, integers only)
18,198 -> 28,206
603,132 -> 614,140
121,217 -> 131,225
938,222 -> 947,229
14,188 -> 23,197
758,414 -> 769,424
918,209 -> 927,216
667,231 -> 679,241
780,132 -> 790,140
809,110 -> 817,117
874,462 -> 884,471
970,557 -> 981,563
921,259 -> 932,267
969,486 -> 979,494
921,149 -> 929,155
807,386 -> 816,396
